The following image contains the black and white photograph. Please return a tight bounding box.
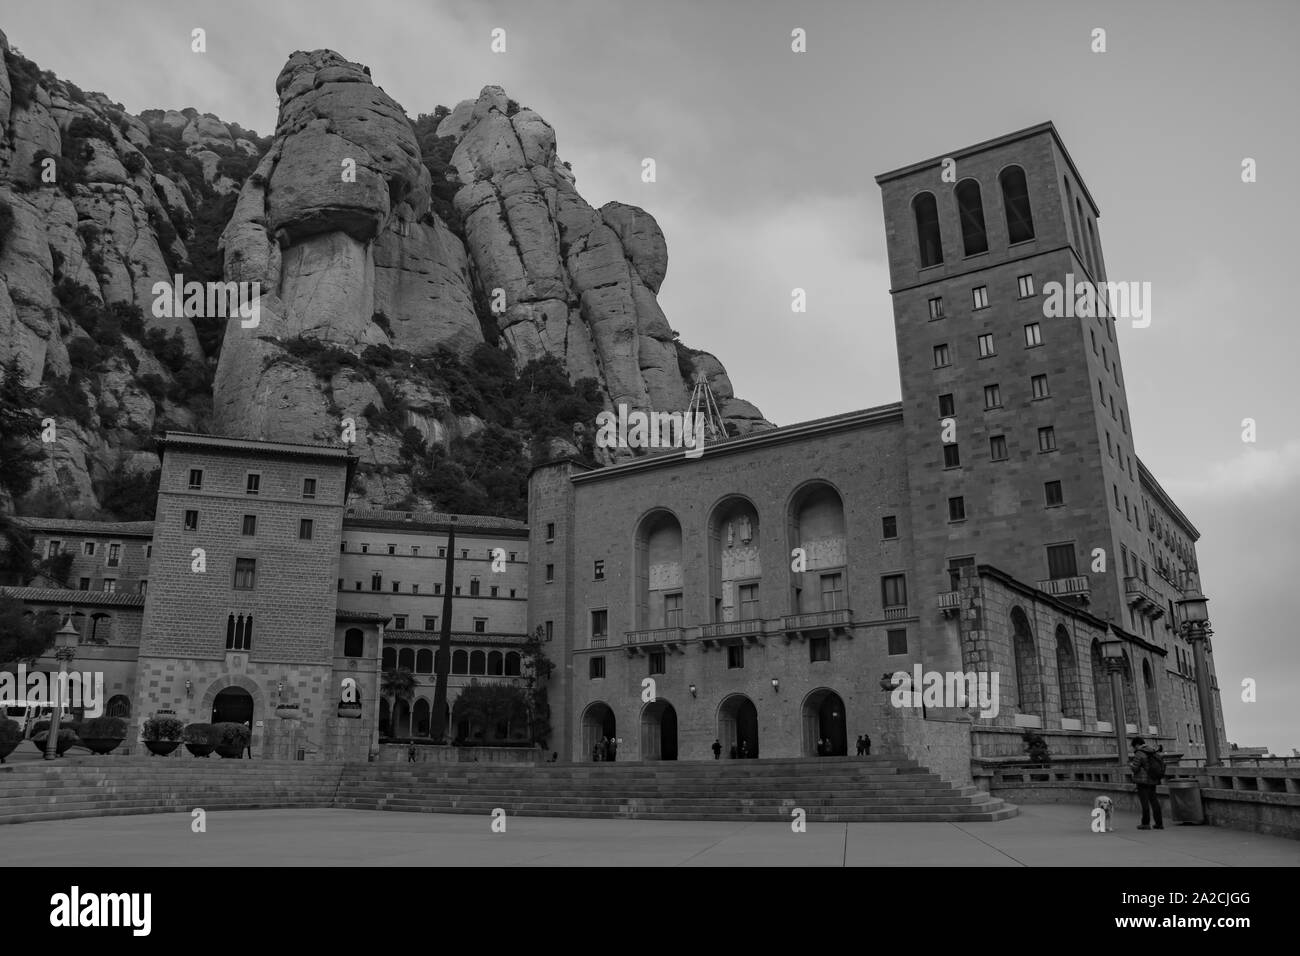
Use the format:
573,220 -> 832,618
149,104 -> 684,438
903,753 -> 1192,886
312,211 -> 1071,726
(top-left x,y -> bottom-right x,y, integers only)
0,0 -> 1294,931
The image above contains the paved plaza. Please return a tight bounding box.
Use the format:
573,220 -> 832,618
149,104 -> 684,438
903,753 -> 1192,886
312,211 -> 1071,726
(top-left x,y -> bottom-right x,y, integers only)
2,805 -> 1295,866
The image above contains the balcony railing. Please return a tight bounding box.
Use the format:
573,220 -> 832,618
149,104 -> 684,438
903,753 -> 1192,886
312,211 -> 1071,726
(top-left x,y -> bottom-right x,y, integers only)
938,591 -> 962,616
591,635 -> 607,648
1125,576 -> 1164,618
780,608 -> 853,635
1037,575 -> 1091,598
700,618 -> 765,641
883,604 -> 909,621
624,626 -> 685,646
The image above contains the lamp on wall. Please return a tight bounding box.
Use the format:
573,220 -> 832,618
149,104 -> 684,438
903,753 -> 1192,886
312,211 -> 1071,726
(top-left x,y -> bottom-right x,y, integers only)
771,677 -> 780,693
689,683 -> 697,698
184,680 -> 193,698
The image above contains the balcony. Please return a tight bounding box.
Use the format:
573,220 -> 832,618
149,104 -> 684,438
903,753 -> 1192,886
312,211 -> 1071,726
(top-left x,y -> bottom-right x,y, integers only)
700,618 -> 765,646
883,604 -> 909,621
1037,575 -> 1091,601
591,635 -> 607,648
781,608 -> 853,641
1125,576 -> 1165,619
624,626 -> 686,651
938,591 -> 962,617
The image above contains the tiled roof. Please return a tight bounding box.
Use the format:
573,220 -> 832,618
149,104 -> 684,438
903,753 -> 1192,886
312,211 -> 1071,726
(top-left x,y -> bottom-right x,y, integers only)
343,508 -> 527,532
0,586 -> 146,608
383,629 -> 528,646
15,517 -> 155,537
160,431 -> 355,459
337,609 -> 391,623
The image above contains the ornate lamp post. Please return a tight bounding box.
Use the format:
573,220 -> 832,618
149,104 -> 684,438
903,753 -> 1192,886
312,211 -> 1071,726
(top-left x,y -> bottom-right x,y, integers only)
1100,638 -> 1128,774
1176,570 -> 1219,768
44,617 -> 80,761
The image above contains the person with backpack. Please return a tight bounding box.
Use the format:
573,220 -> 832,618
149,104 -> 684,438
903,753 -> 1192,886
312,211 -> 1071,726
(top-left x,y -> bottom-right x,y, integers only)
1129,736 -> 1165,830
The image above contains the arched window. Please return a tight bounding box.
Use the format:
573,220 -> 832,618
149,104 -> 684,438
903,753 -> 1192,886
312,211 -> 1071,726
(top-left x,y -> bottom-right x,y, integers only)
999,166 -> 1034,243
1010,608 -> 1042,715
1090,640 -> 1111,724
343,628 -> 364,658
912,192 -> 944,267
487,651 -> 504,676
434,648 -> 449,675
1054,626 -> 1082,719
397,647 -> 415,670
469,650 -> 486,675
226,613 -> 252,651
381,647 -> 396,669
504,652 -> 521,676
1142,658 -> 1160,732
1076,199 -> 1093,274
955,179 -> 988,256
415,649 -> 433,673
452,650 -> 468,674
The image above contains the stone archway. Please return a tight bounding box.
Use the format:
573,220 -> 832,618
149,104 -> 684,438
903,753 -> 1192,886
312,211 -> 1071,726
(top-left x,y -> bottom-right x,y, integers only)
802,687 -> 847,756
717,694 -> 758,758
581,701 -> 616,761
640,699 -> 678,760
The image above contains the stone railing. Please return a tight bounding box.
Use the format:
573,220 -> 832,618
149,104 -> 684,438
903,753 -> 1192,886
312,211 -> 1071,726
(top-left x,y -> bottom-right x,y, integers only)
624,627 -> 685,646
1036,575 -> 1090,598
700,619 -> 765,640
781,608 -> 853,631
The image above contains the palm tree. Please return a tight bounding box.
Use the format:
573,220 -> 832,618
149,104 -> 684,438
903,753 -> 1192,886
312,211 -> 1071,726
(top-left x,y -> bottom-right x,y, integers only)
380,666 -> 417,737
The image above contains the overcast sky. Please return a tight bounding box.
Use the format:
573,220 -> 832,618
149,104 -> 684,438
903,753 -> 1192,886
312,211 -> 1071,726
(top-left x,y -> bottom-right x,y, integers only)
6,0 -> 1297,754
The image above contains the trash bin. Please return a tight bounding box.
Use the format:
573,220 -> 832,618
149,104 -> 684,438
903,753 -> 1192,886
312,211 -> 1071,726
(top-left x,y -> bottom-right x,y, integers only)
1165,779 -> 1206,824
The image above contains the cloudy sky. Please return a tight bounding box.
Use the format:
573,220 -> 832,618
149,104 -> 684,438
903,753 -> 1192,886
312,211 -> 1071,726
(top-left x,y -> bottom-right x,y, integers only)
6,0 -> 1297,753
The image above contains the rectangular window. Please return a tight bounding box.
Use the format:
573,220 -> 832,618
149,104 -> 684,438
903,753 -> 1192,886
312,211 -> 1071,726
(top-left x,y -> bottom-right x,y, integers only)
819,573 -> 843,611
82,541 -> 96,556
948,556 -> 974,591
1120,408 -> 1128,435
933,344 -> 951,368
509,552 -> 517,562
1113,484 -> 1120,509
387,544 -> 396,555
727,644 -> 745,669
188,468 -> 203,490
589,657 -> 606,680
1046,544 -> 1078,579
391,581 -> 400,593
424,616 -> 438,630
983,384 -> 1001,408
1121,545 -> 1130,576
881,573 -> 907,608
664,592 -> 683,628
592,609 -> 608,641
1037,426 -> 1057,452
299,519 -> 313,540
362,544 -> 369,554
184,510 -> 199,531
648,651 -> 666,675
989,435 -> 1008,461
393,615 -> 407,630
246,473 -> 260,495
302,478 -> 316,499
738,582 -> 760,620
1091,329 -> 1098,354
882,515 -> 898,539
545,564 -> 555,582
545,620 -> 553,642
977,333 -> 995,357
594,560 -> 605,581
928,297 -> 944,320
436,547 -> 444,557
938,393 -> 955,417
887,629 -> 908,656
1024,323 -> 1042,347
233,558 -> 256,590
1111,399 -> 1117,421
102,578 -> 117,592
146,544 -> 152,559
1044,480 -> 1063,507
473,618 -> 487,634
242,515 -> 256,536
972,286 -> 988,310
107,543 -> 121,567
948,496 -> 966,521
470,576 -> 481,596
1107,432 -> 1113,457
943,443 -> 961,468
461,550 -> 468,559
454,586 -> 461,596
489,585 -> 498,597
1125,495 -> 1130,521
371,572 -> 382,591
546,522 -> 556,541
45,540 -> 62,558
79,578 -> 90,591
411,546 -> 419,556
434,584 -> 442,595
1017,274 -> 1034,298
1031,374 -> 1049,399
1102,346 -> 1109,370
809,636 -> 830,663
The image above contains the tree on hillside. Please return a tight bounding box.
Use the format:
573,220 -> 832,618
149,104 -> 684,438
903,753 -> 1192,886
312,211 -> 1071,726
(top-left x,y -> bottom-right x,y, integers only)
0,360 -> 45,588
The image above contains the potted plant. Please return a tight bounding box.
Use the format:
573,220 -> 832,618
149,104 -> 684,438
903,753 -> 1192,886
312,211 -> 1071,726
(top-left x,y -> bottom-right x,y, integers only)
1022,729 -> 1052,767
337,700 -> 362,719
142,715 -> 185,756
31,728 -> 80,756
78,716 -> 128,755
183,722 -> 216,757
0,718 -> 22,763
212,721 -> 251,758
275,702 -> 301,720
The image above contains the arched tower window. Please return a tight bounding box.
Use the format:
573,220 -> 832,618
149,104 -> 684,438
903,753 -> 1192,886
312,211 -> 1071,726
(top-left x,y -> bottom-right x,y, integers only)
955,179 -> 989,256
999,166 -> 1035,243
343,628 -> 364,658
912,192 -> 944,267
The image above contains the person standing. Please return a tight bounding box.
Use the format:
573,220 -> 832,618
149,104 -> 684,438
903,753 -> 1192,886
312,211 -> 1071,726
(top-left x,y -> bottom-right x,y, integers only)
863,733 -> 871,756
1129,736 -> 1165,830
592,740 -> 601,762
855,735 -> 865,756
712,739 -> 722,760
407,743 -> 417,763
608,737 -> 618,762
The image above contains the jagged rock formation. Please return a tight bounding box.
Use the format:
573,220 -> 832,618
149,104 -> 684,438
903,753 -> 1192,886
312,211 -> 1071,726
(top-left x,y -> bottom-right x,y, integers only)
1,36 -> 769,519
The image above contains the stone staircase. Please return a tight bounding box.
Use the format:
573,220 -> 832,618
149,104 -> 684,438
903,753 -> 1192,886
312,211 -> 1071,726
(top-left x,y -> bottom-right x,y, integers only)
0,756 -> 1017,824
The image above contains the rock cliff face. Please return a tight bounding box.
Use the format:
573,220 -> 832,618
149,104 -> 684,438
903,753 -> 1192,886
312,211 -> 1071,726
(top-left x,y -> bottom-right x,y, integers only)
0,38 -> 769,519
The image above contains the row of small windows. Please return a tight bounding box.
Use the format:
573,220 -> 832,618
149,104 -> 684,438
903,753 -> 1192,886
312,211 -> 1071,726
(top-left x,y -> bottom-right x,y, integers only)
44,539 -> 133,566
188,469 -> 317,499
183,510 -> 314,540
912,167 -> 1036,268
380,646 -> 522,676
337,574 -> 516,599
928,275 -> 1035,320
937,375 -> 1050,421
389,614 -> 489,633
341,542 -> 518,562
933,324 -> 1042,368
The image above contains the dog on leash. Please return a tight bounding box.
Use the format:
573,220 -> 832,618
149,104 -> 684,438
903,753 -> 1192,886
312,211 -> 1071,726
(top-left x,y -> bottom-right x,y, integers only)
1093,795 -> 1115,831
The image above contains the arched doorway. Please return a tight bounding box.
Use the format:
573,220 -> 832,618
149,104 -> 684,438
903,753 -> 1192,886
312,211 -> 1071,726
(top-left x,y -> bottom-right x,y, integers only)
641,699 -> 678,760
212,687 -> 253,726
718,694 -> 758,758
802,688 -> 847,756
581,702 -> 616,760
392,698 -> 412,737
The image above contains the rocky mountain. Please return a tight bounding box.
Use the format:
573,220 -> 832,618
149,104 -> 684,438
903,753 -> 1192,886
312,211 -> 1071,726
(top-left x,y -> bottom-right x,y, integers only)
0,35 -> 768,520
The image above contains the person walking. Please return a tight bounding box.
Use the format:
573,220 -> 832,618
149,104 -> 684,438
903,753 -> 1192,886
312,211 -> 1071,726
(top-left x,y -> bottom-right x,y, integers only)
1129,736 -> 1165,830
712,738 -> 722,760
863,733 -> 871,756
407,743 -> 417,763
855,735 -> 865,756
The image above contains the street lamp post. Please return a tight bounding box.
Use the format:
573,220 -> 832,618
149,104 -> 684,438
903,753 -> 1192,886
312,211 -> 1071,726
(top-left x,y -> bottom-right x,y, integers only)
1176,570 -> 1219,769
1100,639 -> 1128,777
44,618 -> 80,761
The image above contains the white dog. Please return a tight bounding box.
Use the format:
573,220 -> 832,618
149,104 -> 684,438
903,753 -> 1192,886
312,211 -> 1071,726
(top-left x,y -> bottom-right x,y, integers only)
1094,795 -> 1115,831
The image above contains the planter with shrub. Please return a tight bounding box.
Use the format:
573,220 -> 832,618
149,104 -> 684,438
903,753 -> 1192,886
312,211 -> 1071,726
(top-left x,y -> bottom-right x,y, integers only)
78,716 -> 128,755
0,718 -> 21,763
183,722 -> 216,757
337,701 -> 362,719
212,721 -> 251,758
31,728 -> 80,756
142,715 -> 185,756
275,703 -> 301,720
